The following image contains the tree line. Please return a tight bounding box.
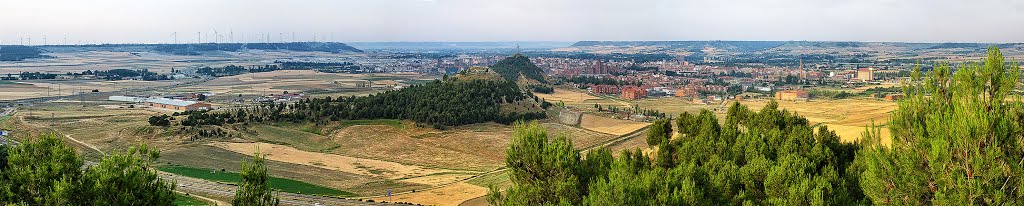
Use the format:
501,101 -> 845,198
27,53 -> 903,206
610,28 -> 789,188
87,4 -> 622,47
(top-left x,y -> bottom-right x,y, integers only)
174,78 -> 547,129
4,69 -> 172,81
491,46 -> 1024,205
197,65 -> 281,77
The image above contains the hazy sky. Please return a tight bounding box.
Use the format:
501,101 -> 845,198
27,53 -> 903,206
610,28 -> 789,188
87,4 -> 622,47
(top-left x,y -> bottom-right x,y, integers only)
2,0 -> 1024,44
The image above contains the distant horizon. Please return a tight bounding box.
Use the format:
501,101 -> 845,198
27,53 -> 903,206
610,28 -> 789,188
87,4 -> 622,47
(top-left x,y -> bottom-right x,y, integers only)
4,0 -> 1024,44
3,40 -> 1023,47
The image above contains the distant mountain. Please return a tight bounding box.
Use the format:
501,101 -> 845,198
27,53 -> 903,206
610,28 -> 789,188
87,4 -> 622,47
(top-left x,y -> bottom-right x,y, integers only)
346,41 -> 574,51
489,53 -> 547,83
153,42 -> 362,55
571,40 -> 1024,53
572,41 -> 789,53
0,45 -> 47,61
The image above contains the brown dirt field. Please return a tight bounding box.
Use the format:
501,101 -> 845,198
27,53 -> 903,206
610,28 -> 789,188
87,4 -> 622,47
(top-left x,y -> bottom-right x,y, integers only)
372,183 -> 488,206
579,114 -> 650,136
534,89 -> 601,103
208,142 -> 466,183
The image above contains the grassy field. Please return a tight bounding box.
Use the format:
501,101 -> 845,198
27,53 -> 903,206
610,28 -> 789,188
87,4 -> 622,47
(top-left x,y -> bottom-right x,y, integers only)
247,124 -> 339,152
466,171 -> 511,189
174,194 -> 210,206
338,119 -> 404,129
159,165 -> 356,197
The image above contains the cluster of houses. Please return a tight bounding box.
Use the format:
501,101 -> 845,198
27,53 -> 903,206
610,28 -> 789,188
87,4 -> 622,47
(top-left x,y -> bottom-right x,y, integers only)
588,83 -> 729,101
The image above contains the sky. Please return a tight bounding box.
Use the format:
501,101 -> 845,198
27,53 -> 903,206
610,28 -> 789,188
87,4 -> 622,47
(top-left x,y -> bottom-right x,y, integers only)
2,0 -> 1024,44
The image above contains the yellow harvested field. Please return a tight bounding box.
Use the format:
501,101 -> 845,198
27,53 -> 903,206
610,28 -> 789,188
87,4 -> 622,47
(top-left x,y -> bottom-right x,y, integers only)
373,183 -> 488,206
208,142 -> 466,184
579,114 -> 650,136
740,98 -> 897,144
824,124 -> 892,146
534,89 -> 601,103
399,173 -> 476,186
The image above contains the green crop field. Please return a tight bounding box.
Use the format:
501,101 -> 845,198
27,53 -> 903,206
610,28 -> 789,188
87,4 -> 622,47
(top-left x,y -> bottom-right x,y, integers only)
159,166 -> 356,197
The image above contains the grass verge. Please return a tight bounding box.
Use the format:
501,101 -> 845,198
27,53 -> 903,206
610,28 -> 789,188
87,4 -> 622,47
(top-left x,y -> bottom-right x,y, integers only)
159,165 -> 356,197
174,193 -> 209,206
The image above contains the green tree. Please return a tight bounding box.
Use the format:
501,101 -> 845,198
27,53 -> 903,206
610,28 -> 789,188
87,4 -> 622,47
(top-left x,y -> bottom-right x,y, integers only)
0,144 -> 7,171
232,151 -> 280,206
646,118 -> 672,146
0,134 -> 84,205
0,134 -> 179,205
489,121 -> 596,205
81,144 -> 177,205
859,46 -> 1024,204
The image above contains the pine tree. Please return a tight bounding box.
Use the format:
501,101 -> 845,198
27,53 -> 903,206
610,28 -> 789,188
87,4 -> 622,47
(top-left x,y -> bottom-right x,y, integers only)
0,134 -> 85,205
489,121 -> 590,205
859,46 -> 1024,204
232,151 -> 280,206
82,144 -> 177,205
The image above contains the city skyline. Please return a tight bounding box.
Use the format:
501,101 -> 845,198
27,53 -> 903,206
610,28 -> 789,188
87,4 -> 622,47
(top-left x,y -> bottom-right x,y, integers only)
2,0 -> 1024,44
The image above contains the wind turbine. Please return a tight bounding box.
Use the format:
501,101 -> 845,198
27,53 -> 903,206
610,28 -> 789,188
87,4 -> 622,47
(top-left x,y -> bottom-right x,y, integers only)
213,28 -> 220,43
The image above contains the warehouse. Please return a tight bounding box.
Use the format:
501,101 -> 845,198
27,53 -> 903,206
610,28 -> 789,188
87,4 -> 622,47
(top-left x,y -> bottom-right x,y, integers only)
145,98 -> 211,111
